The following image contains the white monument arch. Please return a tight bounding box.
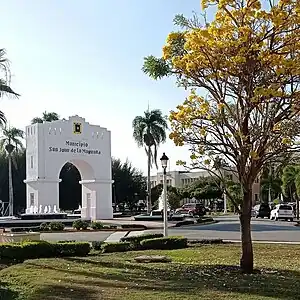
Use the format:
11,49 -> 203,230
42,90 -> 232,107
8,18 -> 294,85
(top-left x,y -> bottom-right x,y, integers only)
24,116 -> 113,220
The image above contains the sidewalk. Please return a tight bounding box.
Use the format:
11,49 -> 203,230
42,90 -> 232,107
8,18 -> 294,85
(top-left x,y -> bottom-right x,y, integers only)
100,218 -> 176,229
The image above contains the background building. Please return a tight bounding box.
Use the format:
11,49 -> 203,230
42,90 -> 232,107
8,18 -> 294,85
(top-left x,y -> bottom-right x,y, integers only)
150,170 -> 260,205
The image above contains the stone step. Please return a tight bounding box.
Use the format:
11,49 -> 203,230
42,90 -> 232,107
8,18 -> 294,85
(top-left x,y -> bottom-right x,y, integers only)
126,230 -> 160,237
104,231 -> 128,242
126,230 -> 147,237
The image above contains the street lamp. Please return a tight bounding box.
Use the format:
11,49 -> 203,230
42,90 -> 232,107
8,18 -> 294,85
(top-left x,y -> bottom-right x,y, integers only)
160,152 -> 169,237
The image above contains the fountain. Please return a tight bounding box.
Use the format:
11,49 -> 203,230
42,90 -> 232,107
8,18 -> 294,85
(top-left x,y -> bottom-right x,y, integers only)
134,190 -> 171,221
158,191 -> 170,211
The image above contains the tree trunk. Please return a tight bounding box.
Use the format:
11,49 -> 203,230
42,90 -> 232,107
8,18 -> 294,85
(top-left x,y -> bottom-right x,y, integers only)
8,155 -> 14,216
239,188 -> 253,273
147,145 -> 151,214
297,197 -> 299,220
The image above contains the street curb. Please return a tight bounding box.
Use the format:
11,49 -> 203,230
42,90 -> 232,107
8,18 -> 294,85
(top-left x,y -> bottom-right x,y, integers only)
174,221 -> 218,228
223,239 -> 300,245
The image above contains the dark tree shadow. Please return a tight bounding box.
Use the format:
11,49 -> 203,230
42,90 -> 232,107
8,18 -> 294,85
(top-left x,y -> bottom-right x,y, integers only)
27,258 -> 300,300
28,284 -> 99,300
0,281 -> 19,300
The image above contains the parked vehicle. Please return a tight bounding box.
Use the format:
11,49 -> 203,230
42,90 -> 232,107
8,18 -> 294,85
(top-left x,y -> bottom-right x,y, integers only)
270,204 -> 294,221
176,203 -> 206,216
253,203 -> 271,218
287,202 -> 297,216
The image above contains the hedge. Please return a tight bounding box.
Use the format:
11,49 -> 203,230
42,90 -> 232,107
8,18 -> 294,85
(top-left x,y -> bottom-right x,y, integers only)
101,242 -> 131,253
189,239 -> 224,245
91,241 -> 104,250
140,236 -> 188,250
11,221 -> 66,233
120,233 -> 163,245
49,221 -> 65,231
54,242 -> 90,257
0,241 -> 91,262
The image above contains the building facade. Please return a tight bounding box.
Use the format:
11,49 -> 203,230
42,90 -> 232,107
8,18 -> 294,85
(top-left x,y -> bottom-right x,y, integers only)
150,170 -> 260,205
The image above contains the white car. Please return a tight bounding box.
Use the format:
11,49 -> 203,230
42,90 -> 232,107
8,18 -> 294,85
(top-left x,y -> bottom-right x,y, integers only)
270,204 -> 294,221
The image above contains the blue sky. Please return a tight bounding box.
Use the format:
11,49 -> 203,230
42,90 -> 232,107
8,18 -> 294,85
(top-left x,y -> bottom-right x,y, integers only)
0,0 -> 202,175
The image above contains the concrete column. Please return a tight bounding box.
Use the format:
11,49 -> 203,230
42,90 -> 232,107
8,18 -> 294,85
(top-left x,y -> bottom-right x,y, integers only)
80,179 -> 113,220
24,179 -> 61,210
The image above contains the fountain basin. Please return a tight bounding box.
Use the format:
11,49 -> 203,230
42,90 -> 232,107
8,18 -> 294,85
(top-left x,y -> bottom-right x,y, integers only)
20,213 -> 68,220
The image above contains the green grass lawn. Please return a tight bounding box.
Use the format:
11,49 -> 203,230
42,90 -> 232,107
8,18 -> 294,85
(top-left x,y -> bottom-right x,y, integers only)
1,243 -> 300,299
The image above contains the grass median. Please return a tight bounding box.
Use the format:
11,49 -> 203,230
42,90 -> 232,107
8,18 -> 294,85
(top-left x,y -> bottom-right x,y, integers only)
0,243 -> 299,299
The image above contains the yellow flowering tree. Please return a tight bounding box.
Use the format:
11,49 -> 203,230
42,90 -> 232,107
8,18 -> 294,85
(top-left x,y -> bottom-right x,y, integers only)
143,0 -> 300,273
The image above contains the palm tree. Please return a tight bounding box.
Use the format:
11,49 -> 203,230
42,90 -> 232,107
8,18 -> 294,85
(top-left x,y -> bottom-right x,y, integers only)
260,167 -> 282,204
31,111 -> 60,124
0,48 -> 19,125
281,165 -> 300,220
0,111 -> 6,127
0,126 -> 24,216
132,109 -> 168,213
0,49 -> 19,97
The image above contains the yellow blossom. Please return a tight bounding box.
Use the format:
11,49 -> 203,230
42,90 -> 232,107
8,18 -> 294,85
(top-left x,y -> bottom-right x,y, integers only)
250,151 -> 259,160
282,137 -> 292,145
204,159 -> 211,165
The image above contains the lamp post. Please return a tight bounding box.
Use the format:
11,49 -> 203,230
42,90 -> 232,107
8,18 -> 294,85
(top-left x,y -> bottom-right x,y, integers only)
160,152 -> 169,237
223,190 -> 227,214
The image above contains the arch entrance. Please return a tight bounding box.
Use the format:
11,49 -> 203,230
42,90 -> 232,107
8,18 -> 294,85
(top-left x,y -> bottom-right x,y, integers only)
59,162 -> 82,211
24,116 -> 113,220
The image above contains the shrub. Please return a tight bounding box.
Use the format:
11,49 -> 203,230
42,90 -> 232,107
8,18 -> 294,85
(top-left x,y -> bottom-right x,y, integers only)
49,221 -> 65,231
54,242 -> 91,257
121,224 -> 147,230
73,220 -> 89,230
91,241 -> 104,250
81,221 -> 89,230
57,240 -> 76,243
0,241 -> 55,262
39,222 -> 50,232
21,241 -> 55,259
120,233 -> 163,247
91,221 -> 103,230
198,239 -> 224,244
0,241 -> 91,262
140,236 -> 188,250
0,243 -> 25,262
101,242 -> 131,253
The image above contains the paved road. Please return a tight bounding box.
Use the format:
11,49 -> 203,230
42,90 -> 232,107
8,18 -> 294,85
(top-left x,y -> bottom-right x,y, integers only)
169,216 -> 300,242
41,216 -> 300,243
